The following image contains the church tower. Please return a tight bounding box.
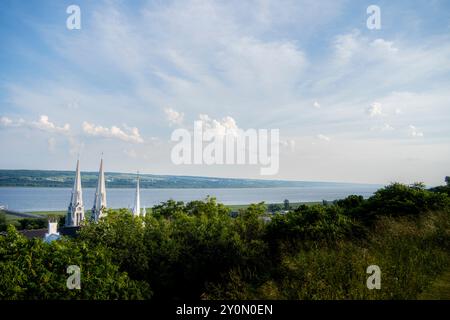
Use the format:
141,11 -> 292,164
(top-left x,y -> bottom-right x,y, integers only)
132,172 -> 143,217
66,159 -> 85,227
91,158 -> 107,222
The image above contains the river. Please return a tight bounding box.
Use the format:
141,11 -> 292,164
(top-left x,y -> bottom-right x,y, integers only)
0,184 -> 381,212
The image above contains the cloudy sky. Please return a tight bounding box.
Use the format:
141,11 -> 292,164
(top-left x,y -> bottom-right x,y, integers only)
1,0 -> 449,186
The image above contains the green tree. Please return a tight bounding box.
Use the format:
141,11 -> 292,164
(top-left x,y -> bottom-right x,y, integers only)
0,211 -> 6,232
0,225 -> 151,299
78,208 -> 148,280
362,183 -> 449,223
266,204 -> 356,243
18,218 -> 47,230
268,203 -> 282,213
283,199 -> 290,210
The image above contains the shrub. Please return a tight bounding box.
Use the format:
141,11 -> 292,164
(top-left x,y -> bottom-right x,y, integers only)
0,225 -> 151,299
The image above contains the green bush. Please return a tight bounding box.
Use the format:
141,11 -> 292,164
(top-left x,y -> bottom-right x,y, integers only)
0,212 -> 6,232
266,204 -> 358,243
209,211 -> 450,300
364,183 -> 449,219
0,225 -> 151,299
79,198 -> 269,299
1,181 -> 450,300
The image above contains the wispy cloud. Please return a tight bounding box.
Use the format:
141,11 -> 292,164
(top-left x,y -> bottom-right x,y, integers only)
82,122 -> 144,144
317,134 -> 330,142
367,102 -> 384,117
409,125 -> 424,138
1,0 -> 449,184
0,115 -> 70,134
164,107 -> 184,126
32,115 -> 70,134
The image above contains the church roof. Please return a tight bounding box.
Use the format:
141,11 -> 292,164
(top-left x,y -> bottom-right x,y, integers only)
69,159 -> 83,206
92,158 -> 107,213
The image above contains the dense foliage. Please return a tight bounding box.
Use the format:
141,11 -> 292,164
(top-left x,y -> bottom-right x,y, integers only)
0,182 -> 449,299
0,212 -> 6,232
0,225 -> 151,299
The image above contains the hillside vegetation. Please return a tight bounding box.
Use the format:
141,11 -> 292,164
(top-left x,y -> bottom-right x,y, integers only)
0,169 -> 375,188
0,182 -> 449,300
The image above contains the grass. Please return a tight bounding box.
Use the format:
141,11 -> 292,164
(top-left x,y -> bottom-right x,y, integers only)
4,213 -> 22,221
209,211 -> 450,300
226,201 -> 320,211
0,210 -> 24,222
418,269 -> 450,300
26,210 -> 66,216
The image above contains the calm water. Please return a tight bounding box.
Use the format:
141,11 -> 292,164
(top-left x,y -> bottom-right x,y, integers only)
0,185 -> 381,212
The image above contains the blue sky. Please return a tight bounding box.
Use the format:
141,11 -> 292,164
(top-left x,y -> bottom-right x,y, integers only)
1,0 -> 449,185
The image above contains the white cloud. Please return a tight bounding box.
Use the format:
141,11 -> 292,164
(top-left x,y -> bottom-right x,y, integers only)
370,39 -> 398,53
82,122 -> 144,143
333,30 -> 361,63
0,115 -> 70,134
1,1 -> 450,184
367,102 -> 384,117
371,123 -> 394,132
317,134 -> 330,141
32,115 -> 70,134
217,37 -> 306,92
0,117 -> 13,126
409,125 -> 424,138
333,32 -> 399,67
280,138 -> 296,152
198,114 -> 240,137
164,107 -> 184,126
381,123 -> 394,131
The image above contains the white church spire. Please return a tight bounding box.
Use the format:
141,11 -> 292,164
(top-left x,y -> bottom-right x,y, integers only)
132,172 -> 142,217
66,159 -> 85,227
92,157 -> 107,222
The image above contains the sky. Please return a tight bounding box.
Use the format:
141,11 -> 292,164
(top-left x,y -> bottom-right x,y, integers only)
0,0 -> 449,186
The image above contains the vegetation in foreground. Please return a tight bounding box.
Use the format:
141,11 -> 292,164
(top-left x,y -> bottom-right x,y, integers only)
0,181 -> 449,300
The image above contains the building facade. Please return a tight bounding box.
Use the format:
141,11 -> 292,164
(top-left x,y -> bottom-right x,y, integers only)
66,159 -> 85,227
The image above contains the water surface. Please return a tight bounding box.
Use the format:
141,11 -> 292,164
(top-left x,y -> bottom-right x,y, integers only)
0,185 -> 381,212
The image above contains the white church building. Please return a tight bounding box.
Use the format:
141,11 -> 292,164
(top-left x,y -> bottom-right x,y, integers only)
65,157 -> 145,228
7,157 -> 145,243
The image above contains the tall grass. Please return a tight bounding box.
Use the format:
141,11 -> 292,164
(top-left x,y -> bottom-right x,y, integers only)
206,211 -> 450,299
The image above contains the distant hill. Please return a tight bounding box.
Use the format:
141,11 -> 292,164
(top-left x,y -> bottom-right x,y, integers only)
0,169 -> 373,189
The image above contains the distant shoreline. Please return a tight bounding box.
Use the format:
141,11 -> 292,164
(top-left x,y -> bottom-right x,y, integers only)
37,201 -> 321,213
2,201 -> 322,219
0,184 -> 381,189
0,169 -> 382,189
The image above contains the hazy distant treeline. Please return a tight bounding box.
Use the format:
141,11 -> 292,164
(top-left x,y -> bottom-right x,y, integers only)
0,169 -> 357,189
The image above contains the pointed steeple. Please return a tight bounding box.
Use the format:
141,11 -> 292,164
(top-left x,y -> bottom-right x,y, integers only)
66,159 -> 85,227
132,172 -> 141,217
92,157 -> 107,222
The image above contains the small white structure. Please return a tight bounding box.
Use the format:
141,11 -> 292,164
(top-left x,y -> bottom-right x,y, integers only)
132,172 -> 146,217
44,219 -> 61,243
66,159 -> 85,227
91,158 -> 107,222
